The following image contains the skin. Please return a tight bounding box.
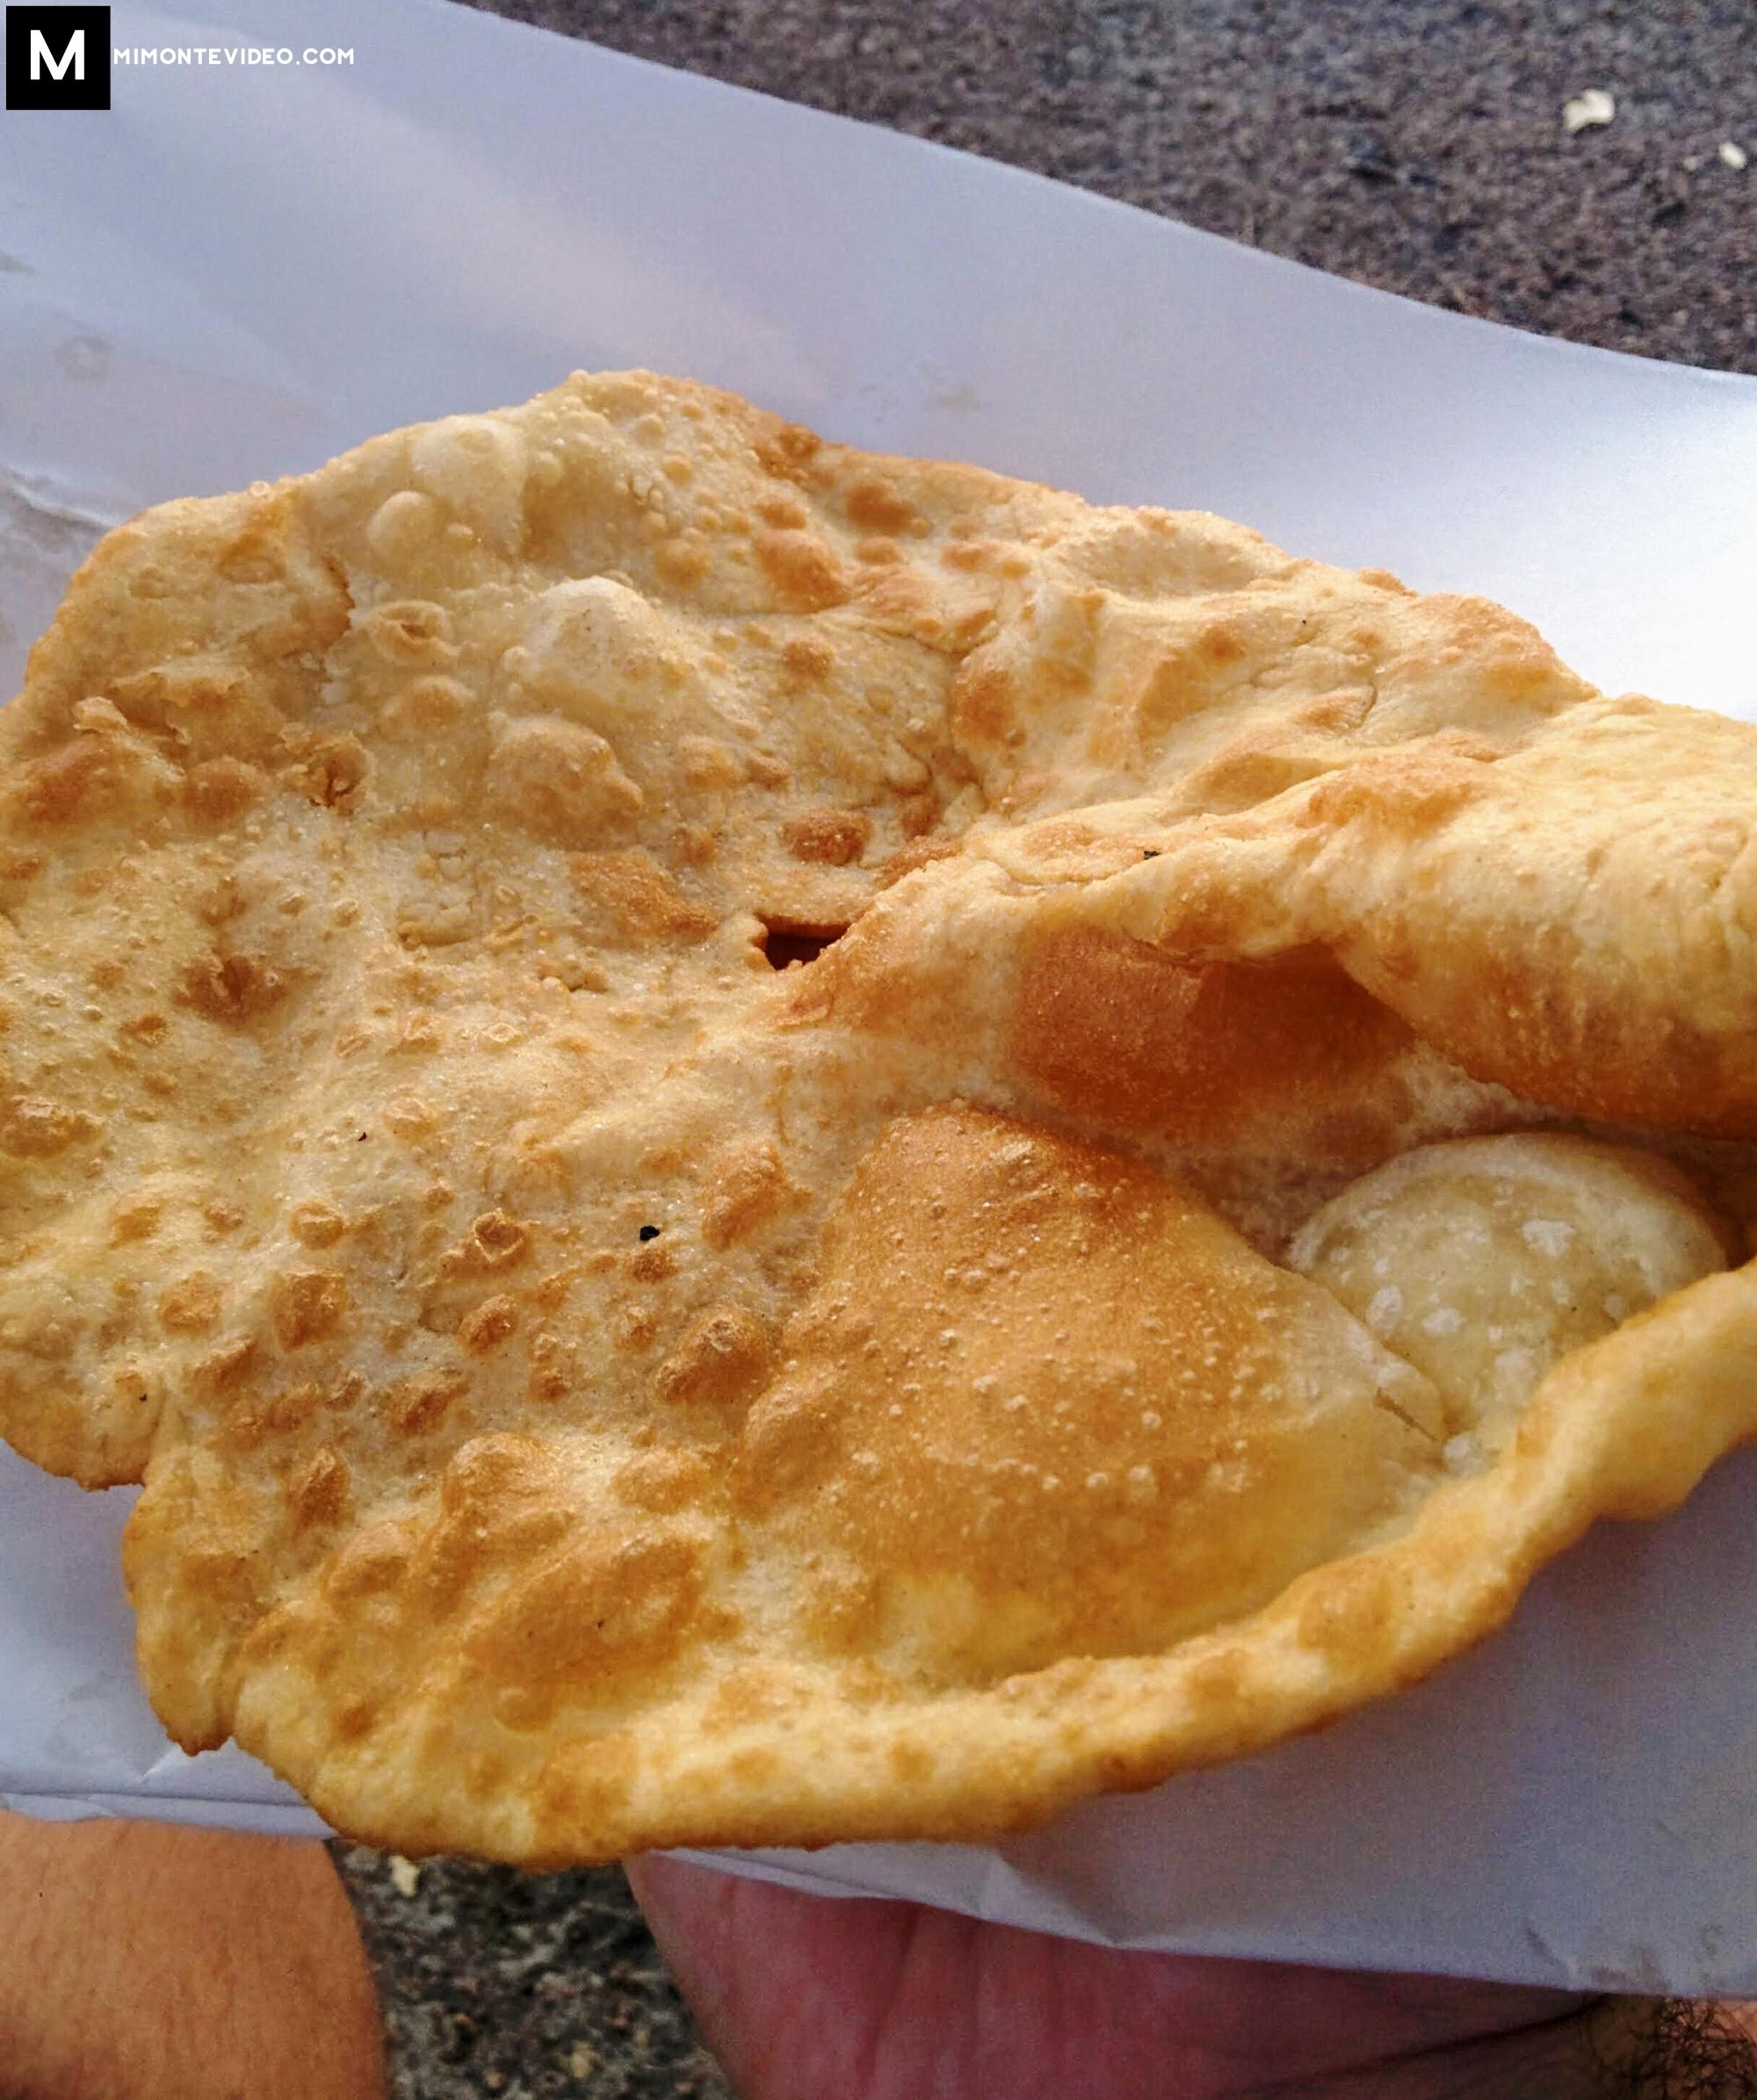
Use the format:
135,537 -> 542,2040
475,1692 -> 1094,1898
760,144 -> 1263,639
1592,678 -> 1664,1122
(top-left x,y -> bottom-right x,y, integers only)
0,1807 -> 1749,2097
0,1811 -> 384,2100
628,1854 -> 1757,2100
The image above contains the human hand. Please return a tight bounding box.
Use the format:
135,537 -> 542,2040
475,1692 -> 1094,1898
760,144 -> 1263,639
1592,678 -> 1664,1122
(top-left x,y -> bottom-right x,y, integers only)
629,1854 -> 1752,2098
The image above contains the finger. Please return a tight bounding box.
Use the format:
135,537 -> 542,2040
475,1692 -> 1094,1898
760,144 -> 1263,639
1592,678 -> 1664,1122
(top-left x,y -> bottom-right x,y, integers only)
626,1853 -> 1593,2100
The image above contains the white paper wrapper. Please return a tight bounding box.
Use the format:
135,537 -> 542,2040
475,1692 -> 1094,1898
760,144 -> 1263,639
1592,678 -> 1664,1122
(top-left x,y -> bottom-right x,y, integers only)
3,0 -> 1756,1990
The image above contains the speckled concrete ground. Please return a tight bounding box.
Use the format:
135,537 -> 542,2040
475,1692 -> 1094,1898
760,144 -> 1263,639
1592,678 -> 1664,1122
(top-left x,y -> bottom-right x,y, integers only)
346,4 -> 1754,2093
339,1849 -> 727,2099
460,0 -> 1754,372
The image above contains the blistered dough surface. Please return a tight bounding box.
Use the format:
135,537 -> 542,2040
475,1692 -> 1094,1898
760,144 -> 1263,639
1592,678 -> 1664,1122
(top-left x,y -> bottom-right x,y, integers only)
2,370 -> 1755,1861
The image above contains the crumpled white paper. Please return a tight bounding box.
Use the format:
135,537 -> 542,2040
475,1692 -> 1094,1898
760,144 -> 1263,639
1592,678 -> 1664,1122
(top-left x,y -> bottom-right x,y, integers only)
3,0 -> 1756,1991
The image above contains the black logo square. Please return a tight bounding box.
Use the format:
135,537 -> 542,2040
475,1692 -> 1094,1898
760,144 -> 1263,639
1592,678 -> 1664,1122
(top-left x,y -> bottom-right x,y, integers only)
5,6 -> 111,110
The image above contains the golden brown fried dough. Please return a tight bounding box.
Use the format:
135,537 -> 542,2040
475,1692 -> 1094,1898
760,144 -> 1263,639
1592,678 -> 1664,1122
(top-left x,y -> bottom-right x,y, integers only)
3,370 -> 1754,1862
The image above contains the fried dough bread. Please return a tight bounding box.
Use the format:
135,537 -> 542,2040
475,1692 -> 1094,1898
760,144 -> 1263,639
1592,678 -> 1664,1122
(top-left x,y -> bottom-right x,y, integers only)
3,370 -> 1754,1861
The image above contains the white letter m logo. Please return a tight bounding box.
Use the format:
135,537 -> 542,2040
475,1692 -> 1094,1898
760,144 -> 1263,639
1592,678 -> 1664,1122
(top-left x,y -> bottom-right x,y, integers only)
30,25 -> 83,79
6,6 -> 110,108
